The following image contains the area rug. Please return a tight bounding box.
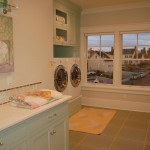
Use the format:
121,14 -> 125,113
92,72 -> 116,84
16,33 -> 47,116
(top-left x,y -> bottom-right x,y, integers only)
69,107 -> 116,134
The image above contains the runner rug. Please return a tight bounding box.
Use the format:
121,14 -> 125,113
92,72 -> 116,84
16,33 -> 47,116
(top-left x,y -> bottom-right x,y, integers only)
69,107 -> 116,134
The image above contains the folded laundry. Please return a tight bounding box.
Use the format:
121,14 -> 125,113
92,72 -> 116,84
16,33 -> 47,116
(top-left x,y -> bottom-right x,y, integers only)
9,89 -> 63,109
27,90 -> 52,99
9,95 -> 53,109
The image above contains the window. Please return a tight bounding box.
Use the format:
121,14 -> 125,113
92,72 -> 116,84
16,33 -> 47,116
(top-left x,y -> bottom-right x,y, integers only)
122,33 -> 150,86
85,32 -> 150,87
87,34 -> 114,84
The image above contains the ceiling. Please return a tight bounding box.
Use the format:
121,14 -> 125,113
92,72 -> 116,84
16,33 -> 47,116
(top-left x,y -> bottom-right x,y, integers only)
70,0 -> 150,10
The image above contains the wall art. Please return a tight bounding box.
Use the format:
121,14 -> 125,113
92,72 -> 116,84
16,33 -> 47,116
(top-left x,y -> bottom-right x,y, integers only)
0,15 -> 14,73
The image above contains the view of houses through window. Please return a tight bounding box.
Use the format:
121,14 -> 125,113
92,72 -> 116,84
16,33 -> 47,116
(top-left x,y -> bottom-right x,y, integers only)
87,32 -> 150,86
122,33 -> 150,86
87,34 -> 114,84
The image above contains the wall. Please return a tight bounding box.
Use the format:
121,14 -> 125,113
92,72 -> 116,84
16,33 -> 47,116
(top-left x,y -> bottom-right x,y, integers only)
0,0 -> 54,90
81,3 -> 150,27
80,2 -> 150,112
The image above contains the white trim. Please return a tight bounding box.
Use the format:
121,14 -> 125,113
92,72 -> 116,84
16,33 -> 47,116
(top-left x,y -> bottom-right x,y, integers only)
81,85 -> 150,96
82,97 -> 150,113
82,1 -> 150,15
81,22 -> 150,33
80,22 -> 150,91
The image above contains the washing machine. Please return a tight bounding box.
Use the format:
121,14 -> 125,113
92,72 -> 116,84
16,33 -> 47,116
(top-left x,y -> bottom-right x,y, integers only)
67,58 -> 82,116
53,58 -> 69,95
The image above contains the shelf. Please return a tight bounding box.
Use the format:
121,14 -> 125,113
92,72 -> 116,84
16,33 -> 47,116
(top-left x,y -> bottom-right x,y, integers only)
53,0 -> 81,58
56,9 -> 67,25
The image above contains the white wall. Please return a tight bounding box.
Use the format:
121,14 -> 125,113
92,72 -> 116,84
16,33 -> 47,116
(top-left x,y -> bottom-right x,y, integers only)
81,3 -> 150,27
80,3 -> 150,112
0,0 -> 54,90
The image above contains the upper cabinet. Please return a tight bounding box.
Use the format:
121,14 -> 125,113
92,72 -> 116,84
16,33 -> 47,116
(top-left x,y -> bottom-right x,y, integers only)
53,0 -> 81,57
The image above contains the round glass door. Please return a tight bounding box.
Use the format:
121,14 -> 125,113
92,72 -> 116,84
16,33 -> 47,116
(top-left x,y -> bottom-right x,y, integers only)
70,64 -> 81,87
54,65 -> 68,92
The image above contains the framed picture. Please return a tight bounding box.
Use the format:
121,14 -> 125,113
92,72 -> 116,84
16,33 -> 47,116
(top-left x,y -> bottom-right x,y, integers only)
0,15 -> 14,73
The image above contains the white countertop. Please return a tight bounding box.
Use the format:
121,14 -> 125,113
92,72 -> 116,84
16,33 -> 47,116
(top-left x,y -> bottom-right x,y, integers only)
0,95 -> 72,132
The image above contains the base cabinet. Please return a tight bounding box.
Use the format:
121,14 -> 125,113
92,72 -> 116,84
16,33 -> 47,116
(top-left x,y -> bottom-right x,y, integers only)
49,119 -> 68,150
29,118 -> 68,150
29,128 -> 49,150
0,141 -> 28,150
0,102 -> 68,150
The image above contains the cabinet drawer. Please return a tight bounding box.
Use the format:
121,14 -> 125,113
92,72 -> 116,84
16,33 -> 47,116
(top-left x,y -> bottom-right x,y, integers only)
27,102 -> 68,132
0,122 -> 27,149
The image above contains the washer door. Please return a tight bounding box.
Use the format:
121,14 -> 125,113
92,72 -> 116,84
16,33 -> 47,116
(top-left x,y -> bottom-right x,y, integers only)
70,64 -> 81,87
54,65 -> 68,92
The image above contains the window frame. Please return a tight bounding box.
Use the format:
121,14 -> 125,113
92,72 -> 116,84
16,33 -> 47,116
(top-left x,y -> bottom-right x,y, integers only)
81,23 -> 150,92
86,33 -> 115,85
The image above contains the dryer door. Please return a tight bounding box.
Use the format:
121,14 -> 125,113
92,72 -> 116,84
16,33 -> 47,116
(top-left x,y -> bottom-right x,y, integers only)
54,65 -> 68,92
70,64 -> 81,87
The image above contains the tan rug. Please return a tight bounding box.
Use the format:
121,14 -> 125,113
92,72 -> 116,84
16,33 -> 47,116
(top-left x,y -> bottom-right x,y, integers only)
69,107 -> 116,134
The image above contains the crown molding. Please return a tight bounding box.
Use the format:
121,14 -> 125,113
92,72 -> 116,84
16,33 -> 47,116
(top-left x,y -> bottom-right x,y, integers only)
82,1 -> 150,15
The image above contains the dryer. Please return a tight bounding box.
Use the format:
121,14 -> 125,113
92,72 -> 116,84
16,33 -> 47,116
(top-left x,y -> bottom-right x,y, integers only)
67,58 -> 81,99
67,58 -> 82,116
53,58 -> 69,95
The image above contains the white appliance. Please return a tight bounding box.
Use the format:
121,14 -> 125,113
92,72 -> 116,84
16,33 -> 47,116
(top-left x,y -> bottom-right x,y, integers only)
53,58 -> 69,95
67,58 -> 81,99
67,58 -> 82,116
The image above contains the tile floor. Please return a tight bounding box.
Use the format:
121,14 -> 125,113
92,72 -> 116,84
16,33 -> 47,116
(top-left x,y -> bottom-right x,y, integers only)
69,108 -> 150,150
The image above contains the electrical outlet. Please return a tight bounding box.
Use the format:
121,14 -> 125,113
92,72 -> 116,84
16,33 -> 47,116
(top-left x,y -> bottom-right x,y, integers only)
7,75 -> 13,86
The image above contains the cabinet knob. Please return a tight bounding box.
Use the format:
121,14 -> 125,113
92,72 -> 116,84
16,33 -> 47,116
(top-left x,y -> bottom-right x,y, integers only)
0,141 -> 3,146
48,115 -> 53,119
48,113 -> 57,119
53,113 -> 57,117
50,130 -> 57,135
53,130 -> 56,134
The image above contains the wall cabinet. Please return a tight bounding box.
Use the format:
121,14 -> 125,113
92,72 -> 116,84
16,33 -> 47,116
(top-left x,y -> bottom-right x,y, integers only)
53,0 -> 81,58
0,102 -> 68,150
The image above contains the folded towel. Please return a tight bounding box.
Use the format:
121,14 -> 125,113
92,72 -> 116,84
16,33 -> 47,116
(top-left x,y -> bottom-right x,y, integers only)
41,89 -> 63,99
9,89 -> 63,109
27,90 -> 52,99
10,94 -> 52,109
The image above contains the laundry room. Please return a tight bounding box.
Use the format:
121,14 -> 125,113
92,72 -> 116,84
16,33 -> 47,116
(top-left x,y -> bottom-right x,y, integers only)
0,0 -> 150,150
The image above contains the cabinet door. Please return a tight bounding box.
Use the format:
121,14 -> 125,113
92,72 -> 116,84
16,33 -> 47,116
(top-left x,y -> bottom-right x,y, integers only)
0,141 -> 27,150
29,128 -> 49,150
49,118 -> 68,150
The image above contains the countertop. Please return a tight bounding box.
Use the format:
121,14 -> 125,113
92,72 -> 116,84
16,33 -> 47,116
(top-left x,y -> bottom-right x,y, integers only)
0,95 -> 72,132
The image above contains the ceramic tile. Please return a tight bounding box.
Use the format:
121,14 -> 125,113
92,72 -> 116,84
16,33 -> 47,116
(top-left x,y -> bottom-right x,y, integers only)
118,127 -> 147,141
69,107 -> 150,150
109,137 -> 144,150
128,111 -> 150,123
69,130 -> 88,143
74,144 -> 107,150
123,119 -> 149,130
80,134 -> 114,149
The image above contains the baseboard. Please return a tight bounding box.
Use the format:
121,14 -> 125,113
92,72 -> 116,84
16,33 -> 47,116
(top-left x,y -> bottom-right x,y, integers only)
68,95 -> 82,116
82,97 -> 150,113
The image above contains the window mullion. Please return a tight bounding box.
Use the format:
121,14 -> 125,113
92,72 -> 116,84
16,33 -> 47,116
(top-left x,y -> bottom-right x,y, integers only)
113,32 -> 122,86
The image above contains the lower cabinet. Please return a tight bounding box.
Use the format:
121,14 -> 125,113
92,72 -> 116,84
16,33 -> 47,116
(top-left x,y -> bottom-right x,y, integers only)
29,118 -> 68,150
6,141 -> 28,150
49,118 -> 68,150
0,102 -> 69,150
29,128 -> 49,150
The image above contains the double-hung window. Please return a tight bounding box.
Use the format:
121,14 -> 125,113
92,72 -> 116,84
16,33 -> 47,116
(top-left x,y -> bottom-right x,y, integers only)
87,34 -> 114,84
85,32 -> 150,87
122,32 -> 150,86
